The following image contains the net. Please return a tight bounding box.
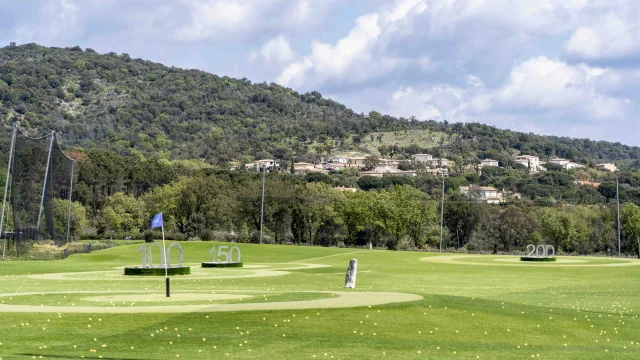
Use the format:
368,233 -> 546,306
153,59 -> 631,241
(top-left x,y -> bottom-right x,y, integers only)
7,127 -> 74,256
43,136 -> 75,245
11,128 -> 51,245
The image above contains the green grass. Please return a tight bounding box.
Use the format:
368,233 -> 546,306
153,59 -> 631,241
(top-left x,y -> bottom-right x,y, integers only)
0,242 -> 639,359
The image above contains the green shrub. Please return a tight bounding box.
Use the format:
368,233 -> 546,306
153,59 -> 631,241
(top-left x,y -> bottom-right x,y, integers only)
143,230 -> 155,243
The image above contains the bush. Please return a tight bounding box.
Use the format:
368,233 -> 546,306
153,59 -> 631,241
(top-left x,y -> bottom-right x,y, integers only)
251,231 -> 274,244
27,243 -> 63,260
143,230 -> 155,243
199,229 -> 215,241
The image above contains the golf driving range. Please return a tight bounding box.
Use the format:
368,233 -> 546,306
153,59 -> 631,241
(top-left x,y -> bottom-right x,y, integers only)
0,242 -> 639,359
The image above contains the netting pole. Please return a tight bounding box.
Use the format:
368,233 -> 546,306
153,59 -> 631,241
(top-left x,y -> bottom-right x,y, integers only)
66,160 -> 75,244
36,131 -> 55,240
1,125 -> 17,259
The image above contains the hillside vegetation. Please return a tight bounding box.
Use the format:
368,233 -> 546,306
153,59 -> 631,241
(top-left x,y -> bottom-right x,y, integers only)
1,44 -> 640,169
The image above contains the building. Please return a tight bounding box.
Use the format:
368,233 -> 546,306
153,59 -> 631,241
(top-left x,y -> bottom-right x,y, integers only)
293,162 -> 329,175
246,159 -> 280,171
328,157 -> 349,164
359,170 -> 417,178
460,186 -> 501,204
460,185 -> 521,204
411,154 -> 433,162
596,163 -> 617,172
435,158 -> 450,167
548,158 -> 585,170
348,157 -> 367,168
515,155 -> 541,172
480,159 -> 499,167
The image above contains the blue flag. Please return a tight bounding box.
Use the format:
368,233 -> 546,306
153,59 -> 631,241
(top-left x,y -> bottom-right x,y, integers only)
151,212 -> 163,229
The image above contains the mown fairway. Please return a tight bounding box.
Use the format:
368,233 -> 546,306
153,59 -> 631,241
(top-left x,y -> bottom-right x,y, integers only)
0,242 -> 639,359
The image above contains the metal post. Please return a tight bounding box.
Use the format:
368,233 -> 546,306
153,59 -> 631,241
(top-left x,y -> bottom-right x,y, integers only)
65,160 -> 75,244
617,177 -> 621,257
161,221 -> 170,297
439,170 -> 445,253
259,164 -> 265,245
1,125 -> 17,258
36,132 -> 55,240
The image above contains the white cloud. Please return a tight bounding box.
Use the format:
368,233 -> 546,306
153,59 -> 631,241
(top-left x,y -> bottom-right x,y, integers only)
174,0 -> 336,42
564,13 -> 640,60
248,35 -> 296,67
385,56 -> 629,127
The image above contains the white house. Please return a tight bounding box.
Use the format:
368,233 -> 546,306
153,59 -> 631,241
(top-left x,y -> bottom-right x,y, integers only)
247,159 -> 280,172
328,157 -> 349,164
460,186 -> 521,204
411,154 -> 433,162
549,158 -> 585,170
515,155 -> 541,172
480,159 -> 499,167
460,186 -> 500,203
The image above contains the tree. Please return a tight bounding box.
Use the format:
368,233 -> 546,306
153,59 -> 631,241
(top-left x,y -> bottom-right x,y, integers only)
621,203 -> 640,258
101,192 -> 144,234
363,156 -> 380,171
444,194 -> 483,248
52,199 -> 88,241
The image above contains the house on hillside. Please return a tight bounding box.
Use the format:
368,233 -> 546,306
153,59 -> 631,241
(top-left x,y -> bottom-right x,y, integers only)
246,159 -> 280,172
515,155 -> 541,172
460,186 -> 501,204
596,163 -> 617,172
548,158 -> 585,170
411,154 -> 433,162
460,185 -> 521,204
293,162 -> 329,175
480,159 -> 499,167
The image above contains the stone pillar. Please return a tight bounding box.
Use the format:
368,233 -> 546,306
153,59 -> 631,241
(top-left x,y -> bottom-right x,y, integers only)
344,259 -> 357,289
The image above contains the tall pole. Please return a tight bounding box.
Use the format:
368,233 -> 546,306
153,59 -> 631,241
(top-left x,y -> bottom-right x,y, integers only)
1,125 -> 17,259
617,177 -> 621,257
65,160 -> 75,244
161,219 -> 170,297
36,132 -> 55,240
439,170 -> 445,253
259,164 -> 265,245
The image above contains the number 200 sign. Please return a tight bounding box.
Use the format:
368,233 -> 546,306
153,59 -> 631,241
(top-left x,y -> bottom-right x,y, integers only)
209,246 -> 241,264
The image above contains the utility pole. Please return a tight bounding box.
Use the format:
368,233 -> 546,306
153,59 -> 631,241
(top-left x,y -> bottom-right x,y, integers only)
616,176 -> 621,257
439,169 -> 445,253
1,125 -> 17,258
259,164 -> 266,245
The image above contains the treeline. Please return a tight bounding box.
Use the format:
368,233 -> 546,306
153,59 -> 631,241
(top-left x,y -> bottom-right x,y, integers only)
72,169 -> 640,257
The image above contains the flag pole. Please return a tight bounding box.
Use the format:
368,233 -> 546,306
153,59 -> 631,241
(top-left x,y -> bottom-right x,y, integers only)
160,213 -> 170,297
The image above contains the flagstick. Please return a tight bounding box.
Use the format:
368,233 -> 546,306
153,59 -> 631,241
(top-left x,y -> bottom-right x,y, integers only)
161,216 -> 170,297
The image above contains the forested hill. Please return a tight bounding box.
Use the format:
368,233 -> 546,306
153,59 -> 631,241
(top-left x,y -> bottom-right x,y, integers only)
1,43 -> 640,168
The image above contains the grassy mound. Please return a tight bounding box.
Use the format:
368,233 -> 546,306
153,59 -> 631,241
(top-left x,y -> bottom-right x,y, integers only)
201,262 -> 243,268
124,266 -> 191,276
520,256 -> 557,262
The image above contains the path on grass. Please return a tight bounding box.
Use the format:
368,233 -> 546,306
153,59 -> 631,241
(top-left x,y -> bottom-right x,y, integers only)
0,291 -> 422,313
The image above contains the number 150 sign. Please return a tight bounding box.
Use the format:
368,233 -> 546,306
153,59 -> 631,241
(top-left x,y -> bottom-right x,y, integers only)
209,246 -> 241,264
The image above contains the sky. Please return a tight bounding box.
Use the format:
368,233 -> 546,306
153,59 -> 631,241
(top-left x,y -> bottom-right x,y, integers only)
2,0 -> 640,145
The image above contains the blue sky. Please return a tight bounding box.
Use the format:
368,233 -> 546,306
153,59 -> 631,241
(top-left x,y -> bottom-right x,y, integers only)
3,0 -> 640,145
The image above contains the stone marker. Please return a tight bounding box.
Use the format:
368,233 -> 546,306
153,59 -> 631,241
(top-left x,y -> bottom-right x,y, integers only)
344,259 -> 357,288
